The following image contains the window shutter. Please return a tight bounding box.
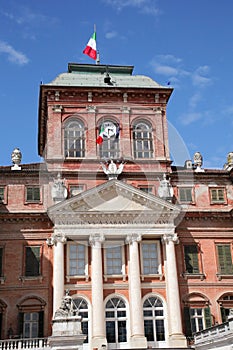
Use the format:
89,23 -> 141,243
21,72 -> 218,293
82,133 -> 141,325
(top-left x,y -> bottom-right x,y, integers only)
184,245 -> 199,273
38,311 -> 44,338
25,246 -> 40,276
220,307 -> 227,323
204,307 -> 212,329
183,307 -> 192,337
18,312 -> 24,337
217,244 -> 233,274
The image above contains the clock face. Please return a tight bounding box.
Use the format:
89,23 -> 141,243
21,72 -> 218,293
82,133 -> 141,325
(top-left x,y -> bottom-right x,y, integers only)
102,121 -> 116,138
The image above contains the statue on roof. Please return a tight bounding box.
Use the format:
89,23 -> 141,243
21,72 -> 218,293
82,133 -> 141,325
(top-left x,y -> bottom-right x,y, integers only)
101,160 -> 125,180
158,174 -> 174,201
11,148 -> 22,170
193,151 -> 204,172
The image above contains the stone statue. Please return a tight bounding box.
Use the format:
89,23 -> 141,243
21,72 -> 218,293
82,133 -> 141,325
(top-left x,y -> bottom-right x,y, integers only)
54,290 -> 77,318
11,148 -> 22,170
224,151 -> 233,171
193,151 -> 204,172
158,173 -> 174,200
101,160 -> 125,180
51,173 -> 68,202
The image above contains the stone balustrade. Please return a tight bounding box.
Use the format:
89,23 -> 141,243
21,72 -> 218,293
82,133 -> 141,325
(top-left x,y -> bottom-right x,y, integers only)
194,317 -> 233,349
0,338 -> 49,350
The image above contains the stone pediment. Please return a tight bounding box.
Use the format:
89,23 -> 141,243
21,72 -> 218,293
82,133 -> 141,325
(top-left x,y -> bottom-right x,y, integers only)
48,180 -> 180,228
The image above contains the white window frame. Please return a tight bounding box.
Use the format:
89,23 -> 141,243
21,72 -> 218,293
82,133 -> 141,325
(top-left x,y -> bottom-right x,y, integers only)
66,242 -> 89,281
209,187 -> 226,204
140,241 -> 162,280
105,295 -> 129,347
103,241 -> 126,281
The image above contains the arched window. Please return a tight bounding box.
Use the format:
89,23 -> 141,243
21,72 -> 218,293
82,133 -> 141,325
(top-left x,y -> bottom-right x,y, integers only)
105,297 -> 127,345
17,296 -> 46,338
133,121 -> 153,159
143,296 -> 165,343
73,297 -> 89,343
98,120 -> 120,159
218,294 -> 233,323
64,118 -> 85,158
183,293 -> 211,338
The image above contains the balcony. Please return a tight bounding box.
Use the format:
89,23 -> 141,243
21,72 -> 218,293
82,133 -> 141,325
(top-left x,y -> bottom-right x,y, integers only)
0,338 -> 49,350
194,317 -> 233,350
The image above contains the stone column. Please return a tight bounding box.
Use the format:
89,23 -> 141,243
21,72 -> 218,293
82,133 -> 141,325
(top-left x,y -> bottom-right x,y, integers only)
89,234 -> 107,349
162,231 -> 187,347
52,232 -> 67,315
126,234 -> 147,348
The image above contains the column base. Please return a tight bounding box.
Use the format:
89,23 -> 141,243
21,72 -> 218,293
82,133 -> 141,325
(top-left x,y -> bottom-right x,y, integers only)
91,336 -> 107,350
168,333 -> 187,348
129,335 -> 147,349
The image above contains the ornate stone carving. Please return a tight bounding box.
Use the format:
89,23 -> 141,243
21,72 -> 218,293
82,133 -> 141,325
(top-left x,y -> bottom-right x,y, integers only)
101,160 -> 125,180
162,232 -> 179,244
51,173 -> 68,202
47,232 -> 67,246
54,290 -> 77,318
224,151 -> 233,171
11,148 -> 22,170
125,233 -> 142,244
193,151 -> 204,172
158,174 -> 174,200
89,233 -> 105,246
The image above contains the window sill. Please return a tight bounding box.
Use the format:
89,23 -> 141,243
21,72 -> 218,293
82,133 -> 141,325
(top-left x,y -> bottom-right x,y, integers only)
141,274 -> 163,281
19,276 -> 43,283
104,274 -> 127,282
66,275 -> 89,282
216,273 -> 233,281
182,273 -> 205,281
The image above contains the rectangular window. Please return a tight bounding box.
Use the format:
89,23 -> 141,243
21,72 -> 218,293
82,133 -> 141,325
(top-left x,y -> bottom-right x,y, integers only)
184,245 -> 200,274
216,244 -> 233,274
105,245 -> 122,275
184,307 -> 211,336
138,186 -> 153,194
19,311 -> 43,338
25,246 -> 41,277
26,187 -> 41,203
179,187 -> 193,203
69,185 -> 84,197
0,247 -> 3,277
68,244 -> 86,276
210,188 -> 225,203
0,187 -> 4,202
141,242 -> 159,275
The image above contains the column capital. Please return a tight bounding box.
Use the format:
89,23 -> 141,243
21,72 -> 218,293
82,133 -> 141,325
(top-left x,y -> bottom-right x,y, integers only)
162,232 -> 179,245
89,233 -> 105,247
47,232 -> 67,246
125,233 -> 142,245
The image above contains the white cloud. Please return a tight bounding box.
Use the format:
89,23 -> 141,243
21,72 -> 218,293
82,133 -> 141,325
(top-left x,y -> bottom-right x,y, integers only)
105,31 -> 118,39
179,112 -> 202,126
192,65 -> 212,87
102,0 -> 160,15
0,40 -> 29,65
189,93 -> 202,109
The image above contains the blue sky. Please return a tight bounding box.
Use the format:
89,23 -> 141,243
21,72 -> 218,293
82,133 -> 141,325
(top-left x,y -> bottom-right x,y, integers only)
0,0 -> 232,168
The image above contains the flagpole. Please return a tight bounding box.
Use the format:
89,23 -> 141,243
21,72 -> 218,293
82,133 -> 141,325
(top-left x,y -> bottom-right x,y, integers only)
94,24 -> 100,65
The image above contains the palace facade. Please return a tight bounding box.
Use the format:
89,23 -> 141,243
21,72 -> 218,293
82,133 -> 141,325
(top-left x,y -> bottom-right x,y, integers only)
0,63 -> 233,349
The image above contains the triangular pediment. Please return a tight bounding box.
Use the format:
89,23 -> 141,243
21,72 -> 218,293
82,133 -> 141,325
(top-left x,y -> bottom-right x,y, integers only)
48,180 -> 180,228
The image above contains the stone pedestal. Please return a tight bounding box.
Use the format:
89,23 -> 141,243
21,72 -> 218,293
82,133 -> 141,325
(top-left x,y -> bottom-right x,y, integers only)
48,315 -> 86,350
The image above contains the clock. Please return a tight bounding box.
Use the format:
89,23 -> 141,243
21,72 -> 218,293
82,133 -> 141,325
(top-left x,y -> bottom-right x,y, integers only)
102,121 -> 116,138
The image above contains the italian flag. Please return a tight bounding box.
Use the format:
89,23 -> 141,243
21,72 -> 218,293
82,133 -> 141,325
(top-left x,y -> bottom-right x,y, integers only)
83,32 -> 97,60
96,124 -> 105,144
